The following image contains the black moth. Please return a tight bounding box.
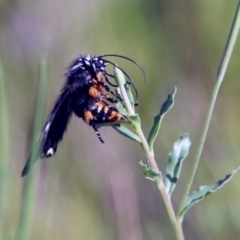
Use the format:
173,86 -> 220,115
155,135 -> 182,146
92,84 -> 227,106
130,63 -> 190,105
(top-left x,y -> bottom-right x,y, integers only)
21,54 -> 146,176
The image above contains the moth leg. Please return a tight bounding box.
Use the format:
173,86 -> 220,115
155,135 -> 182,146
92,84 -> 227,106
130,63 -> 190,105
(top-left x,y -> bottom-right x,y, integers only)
92,124 -> 104,143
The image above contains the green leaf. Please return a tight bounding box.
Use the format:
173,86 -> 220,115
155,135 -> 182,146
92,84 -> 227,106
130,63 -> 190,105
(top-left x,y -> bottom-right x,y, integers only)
139,161 -> 161,181
179,166 -> 240,218
147,87 -> 177,152
124,83 -> 135,108
116,84 -> 136,115
115,88 -> 134,115
114,67 -> 126,86
113,126 -> 141,143
115,87 -> 122,97
128,114 -> 141,125
116,101 -> 129,116
164,134 -> 191,195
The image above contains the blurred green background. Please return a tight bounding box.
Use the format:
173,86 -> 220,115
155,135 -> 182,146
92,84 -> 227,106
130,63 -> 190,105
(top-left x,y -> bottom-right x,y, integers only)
1,0 -> 240,239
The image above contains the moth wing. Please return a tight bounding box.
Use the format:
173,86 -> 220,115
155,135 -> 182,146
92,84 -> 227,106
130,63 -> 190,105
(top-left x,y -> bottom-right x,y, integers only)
21,86 -> 73,176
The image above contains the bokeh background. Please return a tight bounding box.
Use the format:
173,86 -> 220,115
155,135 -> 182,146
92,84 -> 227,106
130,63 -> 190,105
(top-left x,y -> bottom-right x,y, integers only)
1,0 -> 240,239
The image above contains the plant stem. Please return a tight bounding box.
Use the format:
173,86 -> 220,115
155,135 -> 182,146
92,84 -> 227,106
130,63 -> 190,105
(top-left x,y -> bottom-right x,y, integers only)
119,84 -> 159,172
119,83 -> 184,240
157,181 -> 185,240
178,0 -> 240,221
0,52 -> 10,240
136,125 -> 184,239
16,58 -> 48,240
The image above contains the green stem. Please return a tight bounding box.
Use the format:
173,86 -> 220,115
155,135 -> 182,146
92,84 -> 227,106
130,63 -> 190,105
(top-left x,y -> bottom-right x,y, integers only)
119,84 -> 159,172
119,83 -> 184,240
136,124 -> 184,239
16,58 -> 48,240
157,181 -> 185,240
178,0 -> 240,221
0,52 -> 10,240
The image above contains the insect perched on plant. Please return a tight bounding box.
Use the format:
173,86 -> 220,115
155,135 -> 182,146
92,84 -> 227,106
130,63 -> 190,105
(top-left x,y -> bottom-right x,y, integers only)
66,54 -> 145,105
21,54 -> 146,176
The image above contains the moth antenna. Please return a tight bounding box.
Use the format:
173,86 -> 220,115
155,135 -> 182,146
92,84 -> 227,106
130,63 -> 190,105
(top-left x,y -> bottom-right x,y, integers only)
103,60 -> 139,105
101,54 -> 147,83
